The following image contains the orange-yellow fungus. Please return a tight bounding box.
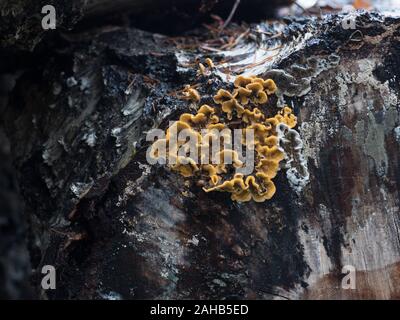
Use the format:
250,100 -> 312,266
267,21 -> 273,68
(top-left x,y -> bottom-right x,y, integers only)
149,74 -> 298,202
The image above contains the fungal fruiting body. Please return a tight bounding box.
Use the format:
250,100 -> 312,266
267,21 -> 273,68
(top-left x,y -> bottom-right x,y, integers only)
149,75 -> 299,202
198,58 -> 215,76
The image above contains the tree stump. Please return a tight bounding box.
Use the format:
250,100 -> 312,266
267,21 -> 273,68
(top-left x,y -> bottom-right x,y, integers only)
1,9 -> 400,299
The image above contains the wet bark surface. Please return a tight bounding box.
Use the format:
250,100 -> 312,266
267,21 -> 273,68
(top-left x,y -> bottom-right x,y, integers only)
0,130 -> 32,299
1,8 -> 400,299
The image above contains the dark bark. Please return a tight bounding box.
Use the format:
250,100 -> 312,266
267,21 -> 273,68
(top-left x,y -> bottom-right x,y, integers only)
0,0 -> 85,51
0,0 -> 292,52
0,129 -> 33,299
2,10 -> 400,299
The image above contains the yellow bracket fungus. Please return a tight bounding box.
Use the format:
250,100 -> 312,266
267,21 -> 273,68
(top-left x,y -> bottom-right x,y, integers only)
149,74 -> 299,202
181,85 -> 201,102
198,58 -> 215,76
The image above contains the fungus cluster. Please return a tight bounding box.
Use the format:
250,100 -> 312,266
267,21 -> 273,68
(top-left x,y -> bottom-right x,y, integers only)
149,75 -> 298,202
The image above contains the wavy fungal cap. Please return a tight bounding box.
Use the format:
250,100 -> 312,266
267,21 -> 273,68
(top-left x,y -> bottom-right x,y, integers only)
182,85 -> 201,102
150,75 -> 298,202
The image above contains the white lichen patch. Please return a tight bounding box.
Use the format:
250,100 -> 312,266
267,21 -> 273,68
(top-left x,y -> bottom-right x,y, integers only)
277,123 -> 310,193
82,131 -> 97,147
116,163 -> 152,206
300,55 -> 398,173
298,121 -> 324,168
70,181 -> 94,198
336,59 -> 397,115
175,51 -> 192,73
394,126 -> 400,142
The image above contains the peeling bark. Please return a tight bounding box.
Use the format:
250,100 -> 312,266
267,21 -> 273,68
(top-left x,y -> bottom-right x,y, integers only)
2,10 -> 400,299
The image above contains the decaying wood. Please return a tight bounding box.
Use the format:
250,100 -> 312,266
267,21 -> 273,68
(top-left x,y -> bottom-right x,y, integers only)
2,10 -> 400,299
